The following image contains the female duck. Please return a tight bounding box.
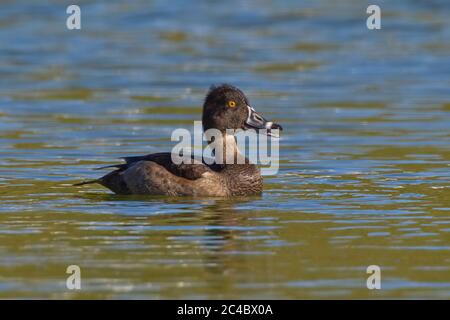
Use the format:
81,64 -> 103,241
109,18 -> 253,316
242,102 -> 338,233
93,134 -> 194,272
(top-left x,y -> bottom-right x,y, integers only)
75,84 -> 282,196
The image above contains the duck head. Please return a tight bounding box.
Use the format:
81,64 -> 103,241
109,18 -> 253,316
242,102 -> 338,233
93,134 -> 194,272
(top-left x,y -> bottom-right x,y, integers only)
202,84 -> 283,137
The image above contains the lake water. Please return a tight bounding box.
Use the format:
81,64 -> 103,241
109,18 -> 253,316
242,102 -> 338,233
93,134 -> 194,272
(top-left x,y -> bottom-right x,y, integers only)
0,0 -> 449,299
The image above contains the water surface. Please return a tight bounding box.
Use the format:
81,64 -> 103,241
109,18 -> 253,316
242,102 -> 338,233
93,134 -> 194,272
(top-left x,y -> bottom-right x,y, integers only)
0,0 -> 449,299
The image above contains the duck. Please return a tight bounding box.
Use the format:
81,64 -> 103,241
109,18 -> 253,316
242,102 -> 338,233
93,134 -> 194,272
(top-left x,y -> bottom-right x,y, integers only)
74,84 -> 282,196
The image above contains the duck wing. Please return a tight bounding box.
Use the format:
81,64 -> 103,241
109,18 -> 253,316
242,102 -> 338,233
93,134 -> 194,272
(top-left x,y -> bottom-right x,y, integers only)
98,152 -> 220,181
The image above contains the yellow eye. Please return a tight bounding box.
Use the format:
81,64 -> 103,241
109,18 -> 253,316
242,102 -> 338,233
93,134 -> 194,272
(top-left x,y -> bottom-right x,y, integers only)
228,100 -> 236,108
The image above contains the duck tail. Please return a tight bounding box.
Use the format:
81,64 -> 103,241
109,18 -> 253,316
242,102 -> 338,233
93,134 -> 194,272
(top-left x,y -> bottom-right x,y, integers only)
73,179 -> 100,187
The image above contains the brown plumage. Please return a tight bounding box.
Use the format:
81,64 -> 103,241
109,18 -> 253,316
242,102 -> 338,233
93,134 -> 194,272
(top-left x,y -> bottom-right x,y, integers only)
74,84 -> 282,197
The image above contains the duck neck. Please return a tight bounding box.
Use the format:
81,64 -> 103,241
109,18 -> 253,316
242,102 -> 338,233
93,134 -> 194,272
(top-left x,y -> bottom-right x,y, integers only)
206,132 -> 248,165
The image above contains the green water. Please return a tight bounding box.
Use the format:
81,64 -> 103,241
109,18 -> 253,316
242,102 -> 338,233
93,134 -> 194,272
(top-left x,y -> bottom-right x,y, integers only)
0,1 -> 449,299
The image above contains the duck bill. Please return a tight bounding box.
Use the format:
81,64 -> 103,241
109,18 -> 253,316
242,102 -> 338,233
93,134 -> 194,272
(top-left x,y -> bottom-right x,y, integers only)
244,105 -> 283,137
